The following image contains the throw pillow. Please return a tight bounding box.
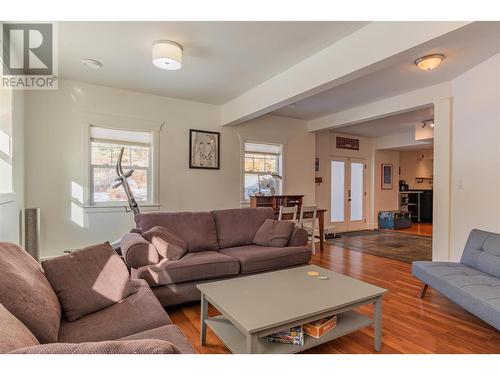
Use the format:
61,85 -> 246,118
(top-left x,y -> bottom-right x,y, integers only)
0,304 -> 39,353
253,219 -> 296,247
42,242 -> 134,322
0,242 -> 61,343
142,226 -> 188,261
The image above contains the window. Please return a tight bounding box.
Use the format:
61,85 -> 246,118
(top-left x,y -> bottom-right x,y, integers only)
90,126 -> 152,205
243,142 -> 282,200
0,89 -> 13,196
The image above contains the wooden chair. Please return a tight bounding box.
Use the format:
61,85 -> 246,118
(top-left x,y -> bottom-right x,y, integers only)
298,205 -> 318,254
278,205 -> 298,222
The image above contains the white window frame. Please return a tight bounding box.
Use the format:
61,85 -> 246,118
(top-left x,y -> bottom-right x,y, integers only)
242,142 -> 283,203
81,113 -> 161,212
89,138 -> 153,206
0,87 -> 13,204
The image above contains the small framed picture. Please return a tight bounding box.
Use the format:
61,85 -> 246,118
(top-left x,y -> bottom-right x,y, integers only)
189,129 -> 220,169
381,164 -> 393,190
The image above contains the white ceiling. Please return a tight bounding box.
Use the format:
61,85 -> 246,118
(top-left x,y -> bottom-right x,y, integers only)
335,106 -> 434,138
272,22 -> 500,120
58,21 -> 368,104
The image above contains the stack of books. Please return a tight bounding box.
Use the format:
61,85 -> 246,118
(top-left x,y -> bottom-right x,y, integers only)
266,326 -> 304,346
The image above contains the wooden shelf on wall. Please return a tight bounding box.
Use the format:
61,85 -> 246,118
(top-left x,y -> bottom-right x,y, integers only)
415,177 -> 433,184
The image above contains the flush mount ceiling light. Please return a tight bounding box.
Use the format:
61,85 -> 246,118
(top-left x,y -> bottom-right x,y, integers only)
152,40 -> 183,70
81,59 -> 103,69
415,54 -> 444,71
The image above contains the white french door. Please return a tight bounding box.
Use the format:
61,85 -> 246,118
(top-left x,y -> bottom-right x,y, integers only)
330,157 -> 367,232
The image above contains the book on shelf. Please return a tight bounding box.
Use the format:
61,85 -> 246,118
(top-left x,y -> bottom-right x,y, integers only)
303,315 -> 337,338
266,326 -> 304,346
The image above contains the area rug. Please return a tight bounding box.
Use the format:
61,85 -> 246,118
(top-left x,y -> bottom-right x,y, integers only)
334,230 -> 382,237
327,230 -> 432,263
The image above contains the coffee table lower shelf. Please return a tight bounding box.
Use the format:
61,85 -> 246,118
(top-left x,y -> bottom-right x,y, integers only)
205,310 -> 372,354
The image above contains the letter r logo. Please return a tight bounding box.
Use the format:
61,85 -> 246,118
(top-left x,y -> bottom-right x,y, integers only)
2,23 -> 53,75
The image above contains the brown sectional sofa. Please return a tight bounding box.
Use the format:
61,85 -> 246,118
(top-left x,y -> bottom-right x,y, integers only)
121,207 -> 311,307
0,242 -> 194,354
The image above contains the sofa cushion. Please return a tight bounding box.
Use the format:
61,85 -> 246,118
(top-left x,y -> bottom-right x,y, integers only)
212,207 -> 275,249
58,279 -> 171,343
9,339 -> 180,354
135,211 -> 219,252
42,242 -> 134,322
142,226 -> 188,261
253,219 -> 296,247
460,229 -> 500,278
289,227 -> 309,247
220,245 -> 311,274
121,232 -> 160,269
119,325 -> 195,354
134,251 -> 240,286
412,261 -> 500,330
0,242 -> 61,343
0,304 -> 40,354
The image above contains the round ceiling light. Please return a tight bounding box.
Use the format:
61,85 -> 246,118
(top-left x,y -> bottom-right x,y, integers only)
81,59 -> 103,69
415,54 -> 444,71
152,40 -> 183,70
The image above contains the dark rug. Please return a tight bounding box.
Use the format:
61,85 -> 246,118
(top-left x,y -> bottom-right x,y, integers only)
327,230 -> 432,263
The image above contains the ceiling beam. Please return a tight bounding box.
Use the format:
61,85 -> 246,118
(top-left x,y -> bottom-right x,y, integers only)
307,81 -> 452,132
221,21 -> 470,127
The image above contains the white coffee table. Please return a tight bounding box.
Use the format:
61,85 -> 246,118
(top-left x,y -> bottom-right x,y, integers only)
197,264 -> 387,354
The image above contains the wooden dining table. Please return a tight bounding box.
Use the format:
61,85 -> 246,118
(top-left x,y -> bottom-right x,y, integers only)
273,208 -> 328,251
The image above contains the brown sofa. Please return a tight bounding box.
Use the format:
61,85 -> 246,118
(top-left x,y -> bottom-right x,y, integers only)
121,207 -> 311,307
0,242 -> 195,354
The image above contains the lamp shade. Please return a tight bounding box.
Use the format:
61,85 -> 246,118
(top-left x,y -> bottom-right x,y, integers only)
415,54 -> 444,71
152,41 -> 182,70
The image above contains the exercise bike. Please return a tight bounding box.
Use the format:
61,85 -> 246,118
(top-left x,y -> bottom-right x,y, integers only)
109,146 -> 141,251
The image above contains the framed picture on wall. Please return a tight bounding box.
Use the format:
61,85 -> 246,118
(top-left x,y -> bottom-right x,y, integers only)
189,129 -> 220,169
381,163 -> 393,190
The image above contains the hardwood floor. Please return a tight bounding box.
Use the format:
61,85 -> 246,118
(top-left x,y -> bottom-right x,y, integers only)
167,243 -> 500,354
394,222 -> 433,237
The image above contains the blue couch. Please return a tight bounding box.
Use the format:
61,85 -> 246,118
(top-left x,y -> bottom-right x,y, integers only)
412,229 -> 500,330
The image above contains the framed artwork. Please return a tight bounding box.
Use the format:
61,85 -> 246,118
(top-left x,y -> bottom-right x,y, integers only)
189,129 -> 220,169
381,163 -> 393,190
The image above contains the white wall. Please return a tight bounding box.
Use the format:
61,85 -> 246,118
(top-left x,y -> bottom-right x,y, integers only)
449,53 -> 500,261
399,149 -> 434,190
373,150 -> 400,224
236,115 -> 315,204
25,80 -> 314,258
0,90 -> 24,244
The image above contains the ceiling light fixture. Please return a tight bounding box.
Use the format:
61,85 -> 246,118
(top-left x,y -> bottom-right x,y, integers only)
152,40 -> 183,70
81,59 -> 103,69
415,54 -> 444,71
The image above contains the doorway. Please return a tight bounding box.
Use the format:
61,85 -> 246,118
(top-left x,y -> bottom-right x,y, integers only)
330,157 -> 367,232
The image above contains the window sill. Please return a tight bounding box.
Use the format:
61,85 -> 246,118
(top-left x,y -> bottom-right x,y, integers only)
0,193 -> 15,206
83,203 -> 160,214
